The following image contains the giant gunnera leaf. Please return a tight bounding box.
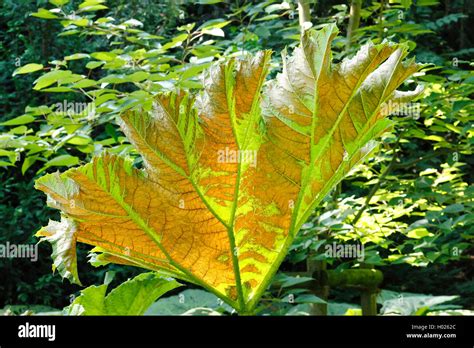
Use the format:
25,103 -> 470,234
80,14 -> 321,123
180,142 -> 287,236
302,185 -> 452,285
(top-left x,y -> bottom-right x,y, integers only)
35,24 -> 423,314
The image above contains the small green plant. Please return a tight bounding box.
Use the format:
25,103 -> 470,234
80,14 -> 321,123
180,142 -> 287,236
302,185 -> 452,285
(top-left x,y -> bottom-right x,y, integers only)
65,272 -> 181,316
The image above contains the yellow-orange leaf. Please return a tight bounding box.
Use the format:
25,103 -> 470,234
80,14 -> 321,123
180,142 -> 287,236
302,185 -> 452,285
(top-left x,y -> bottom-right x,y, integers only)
35,24 -> 423,313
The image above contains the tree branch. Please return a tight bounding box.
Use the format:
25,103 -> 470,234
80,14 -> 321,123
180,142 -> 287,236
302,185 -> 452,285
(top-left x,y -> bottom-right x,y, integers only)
297,0 -> 312,33
346,0 -> 362,51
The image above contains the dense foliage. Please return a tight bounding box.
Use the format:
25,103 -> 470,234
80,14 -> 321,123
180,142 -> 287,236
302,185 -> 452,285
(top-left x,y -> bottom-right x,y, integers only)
0,0 -> 472,315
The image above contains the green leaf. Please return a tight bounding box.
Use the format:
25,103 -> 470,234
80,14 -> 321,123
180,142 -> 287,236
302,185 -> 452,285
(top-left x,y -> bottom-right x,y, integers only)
126,71 -> 149,82
78,4 -> 108,12
66,135 -> 92,146
256,14 -> 281,22
0,149 -> 15,157
49,0 -> 69,6
8,126 -> 28,135
0,161 -> 14,167
344,308 -> 363,316
65,272 -> 181,315
42,87 -> 75,93
71,79 -> 97,88
379,291 -> 458,315
78,0 -> 107,9
423,135 -> 445,142
90,52 -> 117,61
99,71 -> 149,84
202,28 -> 225,37
71,18 -> 90,27
25,105 -> 52,115
58,30 -> 80,36
197,0 -> 223,4
406,227 -> 433,239
13,63 -> 43,76
33,70 -> 72,90
85,61 -> 104,69
123,19 -> 143,27
443,203 -> 464,214
65,53 -> 90,61
31,8 -> 58,19
178,80 -> 202,89
180,64 -> 212,80
43,155 -> 80,168
162,33 -> 188,49
22,155 -> 39,174
66,285 -> 107,315
265,2 -> 291,13
0,115 -> 35,126
295,294 -> 327,304
275,274 -> 314,287
328,302 -> 361,315
146,289 -> 232,315
95,93 -> 118,105
198,19 -> 231,31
